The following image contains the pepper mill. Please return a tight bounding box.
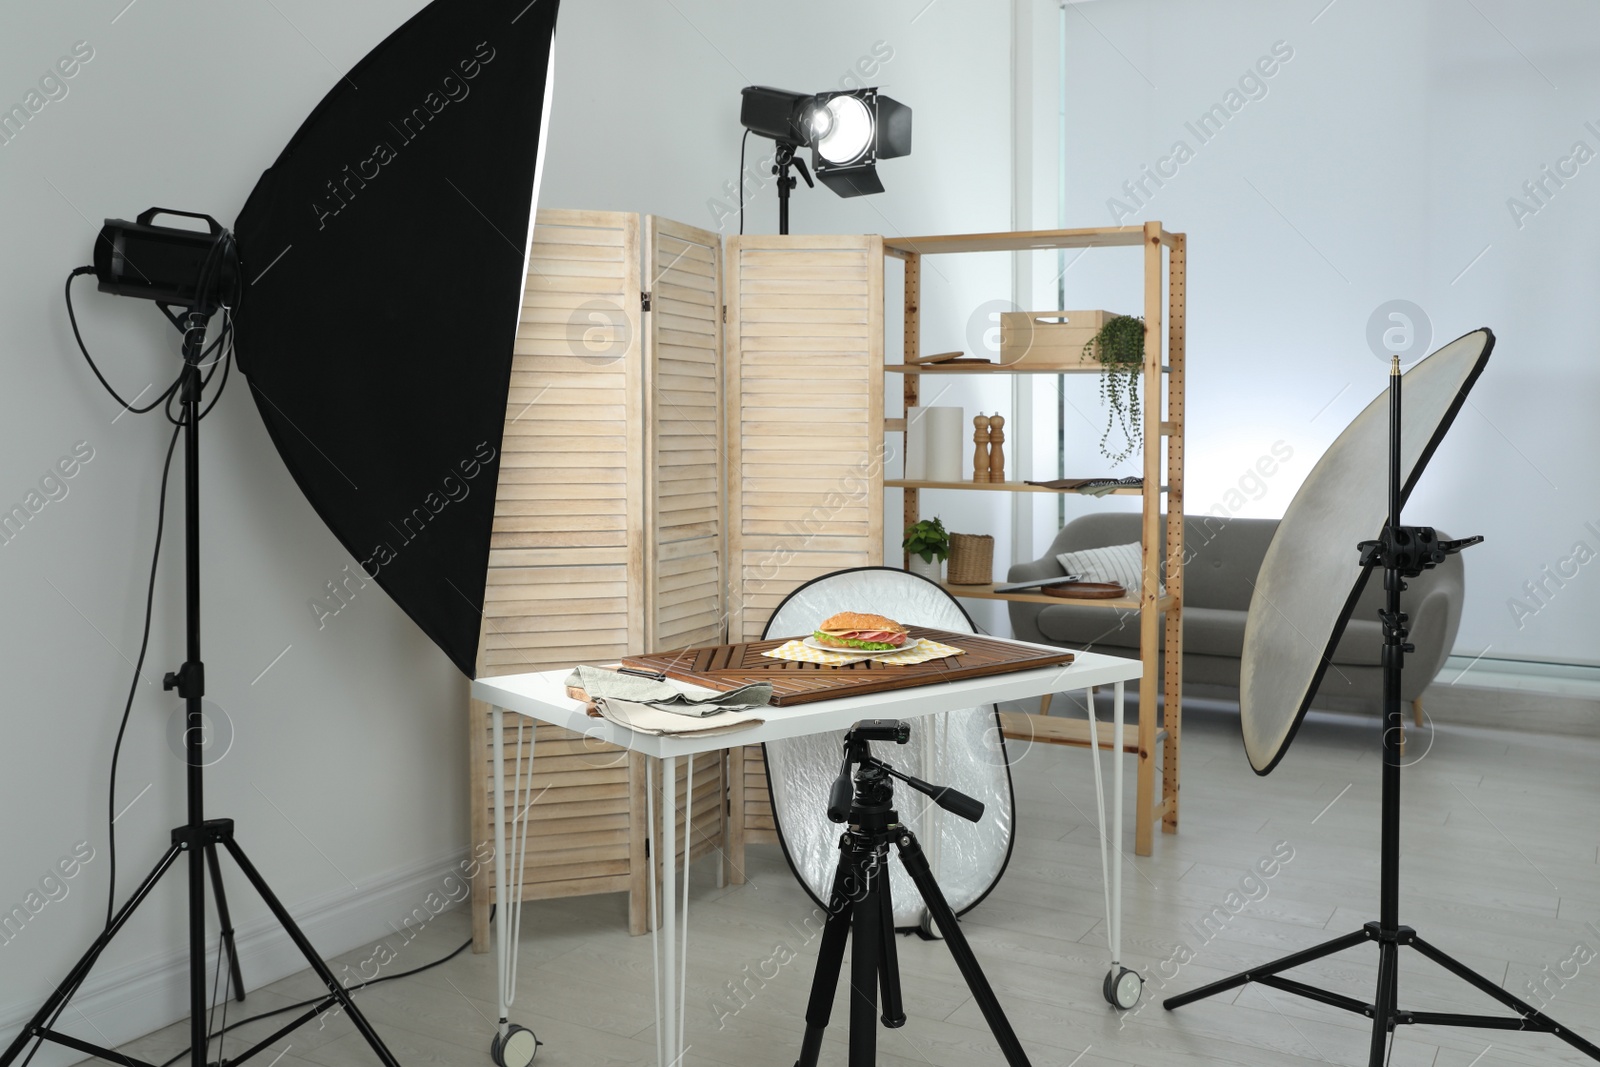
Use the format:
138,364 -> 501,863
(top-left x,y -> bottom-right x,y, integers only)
988,413 -> 1006,483
972,414 -> 992,483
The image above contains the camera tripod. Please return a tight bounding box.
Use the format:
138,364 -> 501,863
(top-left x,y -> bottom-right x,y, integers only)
1164,358 -> 1600,1064
793,720 -> 1032,1067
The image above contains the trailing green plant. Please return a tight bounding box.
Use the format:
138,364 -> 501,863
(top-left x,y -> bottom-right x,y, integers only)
1084,314 -> 1144,465
901,517 -> 950,564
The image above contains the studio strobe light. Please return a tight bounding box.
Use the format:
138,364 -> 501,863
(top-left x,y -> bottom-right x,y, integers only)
739,84 -> 912,233
810,89 -> 912,198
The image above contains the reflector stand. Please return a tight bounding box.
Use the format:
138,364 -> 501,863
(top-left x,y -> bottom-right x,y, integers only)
1164,353 -> 1600,1065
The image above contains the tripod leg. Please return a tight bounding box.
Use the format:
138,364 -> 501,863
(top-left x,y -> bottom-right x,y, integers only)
848,851 -> 884,1067
205,842 -> 246,1002
796,846 -> 863,1067
0,844 -> 183,1067
876,874 -> 905,1028
1164,926 -> 1371,1010
220,838 -> 401,1067
1368,939 -> 1398,1067
1409,936 -> 1600,1060
894,830 -> 1032,1067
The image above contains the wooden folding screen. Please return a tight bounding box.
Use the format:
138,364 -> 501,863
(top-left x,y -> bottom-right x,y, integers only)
644,217 -> 725,652
469,211 -> 725,948
722,234 -> 885,882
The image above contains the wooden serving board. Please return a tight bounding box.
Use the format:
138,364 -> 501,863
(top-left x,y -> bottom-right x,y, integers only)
621,627 -> 1074,707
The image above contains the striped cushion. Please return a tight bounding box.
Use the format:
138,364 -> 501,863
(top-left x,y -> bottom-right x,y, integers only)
1055,541 -> 1163,595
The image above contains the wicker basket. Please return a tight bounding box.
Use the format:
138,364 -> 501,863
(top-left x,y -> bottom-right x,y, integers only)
946,533 -> 995,585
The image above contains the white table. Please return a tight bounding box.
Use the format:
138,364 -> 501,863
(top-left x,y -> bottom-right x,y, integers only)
472,642 -> 1144,1067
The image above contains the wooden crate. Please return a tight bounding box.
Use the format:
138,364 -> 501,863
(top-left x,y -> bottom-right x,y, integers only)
998,309 -> 1118,368
470,210 -> 726,950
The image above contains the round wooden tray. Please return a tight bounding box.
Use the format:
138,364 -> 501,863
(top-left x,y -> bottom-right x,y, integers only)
1041,581 -> 1125,600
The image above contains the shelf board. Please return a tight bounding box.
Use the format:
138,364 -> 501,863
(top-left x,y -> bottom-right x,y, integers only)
883,225 -> 1177,255
998,711 -> 1163,755
886,363 -> 1169,375
886,479 -> 1163,496
935,581 -> 1175,611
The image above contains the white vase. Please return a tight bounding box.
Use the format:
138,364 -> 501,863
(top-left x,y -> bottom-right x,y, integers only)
907,555 -> 944,583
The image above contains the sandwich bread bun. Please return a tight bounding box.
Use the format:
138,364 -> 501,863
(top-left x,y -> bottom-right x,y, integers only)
813,611 -> 909,651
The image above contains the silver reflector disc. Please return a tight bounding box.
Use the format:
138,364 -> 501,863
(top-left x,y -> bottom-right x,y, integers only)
1240,328 -> 1492,774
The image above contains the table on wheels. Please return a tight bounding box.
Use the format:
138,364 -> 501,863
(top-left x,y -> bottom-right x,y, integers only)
471,641 -> 1145,1067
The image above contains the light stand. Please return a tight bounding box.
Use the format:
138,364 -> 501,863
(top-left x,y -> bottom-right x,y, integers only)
2,227 -> 400,1067
792,720 -> 1032,1067
1164,357 -> 1600,1064
772,141 -> 812,236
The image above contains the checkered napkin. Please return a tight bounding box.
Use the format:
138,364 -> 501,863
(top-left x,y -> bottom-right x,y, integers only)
761,637 -> 965,667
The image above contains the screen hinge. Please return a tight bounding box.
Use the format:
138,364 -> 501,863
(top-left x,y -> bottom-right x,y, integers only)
641,291 -> 652,312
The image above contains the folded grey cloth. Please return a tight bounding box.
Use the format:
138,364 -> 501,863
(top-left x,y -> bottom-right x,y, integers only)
566,665 -> 772,717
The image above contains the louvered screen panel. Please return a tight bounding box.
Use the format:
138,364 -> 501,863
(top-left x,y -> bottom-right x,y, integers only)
469,210 -> 649,946
725,236 -> 884,641
645,217 -> 724,651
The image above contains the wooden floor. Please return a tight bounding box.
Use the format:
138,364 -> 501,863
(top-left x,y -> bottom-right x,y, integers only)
107,694 -> 1600,1067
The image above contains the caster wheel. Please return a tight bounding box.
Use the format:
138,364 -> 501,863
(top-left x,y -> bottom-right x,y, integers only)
491,1023 -> 540,1066
1104,967 -> 1142,1010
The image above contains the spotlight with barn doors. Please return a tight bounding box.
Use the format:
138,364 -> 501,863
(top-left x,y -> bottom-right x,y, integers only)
739,84 -> 912,233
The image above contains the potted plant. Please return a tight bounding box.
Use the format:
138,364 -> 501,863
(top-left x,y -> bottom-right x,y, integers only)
1083,314 -> 1144,465
902,517 -> 950,582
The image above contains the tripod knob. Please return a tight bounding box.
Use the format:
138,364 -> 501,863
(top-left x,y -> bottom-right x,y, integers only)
163,671 -> 179,692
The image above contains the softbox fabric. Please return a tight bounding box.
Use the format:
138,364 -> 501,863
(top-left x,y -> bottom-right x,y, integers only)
234,0 -> 559,677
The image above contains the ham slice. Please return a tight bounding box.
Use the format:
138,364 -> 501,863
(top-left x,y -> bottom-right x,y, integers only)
819,629 -> 907,647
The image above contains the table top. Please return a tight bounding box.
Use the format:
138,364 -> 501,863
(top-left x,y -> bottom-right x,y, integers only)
623,627 -> 1077,707
472,640 -> 1141,758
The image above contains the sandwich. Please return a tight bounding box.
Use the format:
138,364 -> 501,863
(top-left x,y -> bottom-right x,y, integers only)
813,611 -> 909,651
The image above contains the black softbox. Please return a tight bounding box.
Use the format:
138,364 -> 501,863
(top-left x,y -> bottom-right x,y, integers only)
235,0 -> 559,677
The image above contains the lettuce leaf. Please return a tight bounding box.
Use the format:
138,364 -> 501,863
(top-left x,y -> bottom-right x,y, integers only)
813,630 -> 901,651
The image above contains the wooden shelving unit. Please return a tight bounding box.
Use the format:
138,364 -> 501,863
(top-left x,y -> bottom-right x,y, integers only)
883,220 -> 1186,856
885,478 -> 1155,495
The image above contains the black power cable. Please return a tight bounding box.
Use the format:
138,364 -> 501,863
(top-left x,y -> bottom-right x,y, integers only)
738,128 -> 751,235
153,918 -> 487,1067
103,422 -> 181,930
65,267 -> 184,415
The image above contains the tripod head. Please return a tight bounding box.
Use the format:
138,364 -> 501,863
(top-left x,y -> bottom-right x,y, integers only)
826,720 -> 985,825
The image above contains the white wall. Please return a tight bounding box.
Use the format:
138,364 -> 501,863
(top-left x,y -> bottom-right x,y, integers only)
1024,0 -> 1600,666
0,0 -> 1015,1057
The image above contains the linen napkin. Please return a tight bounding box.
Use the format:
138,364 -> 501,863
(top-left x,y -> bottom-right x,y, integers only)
564,665 -> 770,737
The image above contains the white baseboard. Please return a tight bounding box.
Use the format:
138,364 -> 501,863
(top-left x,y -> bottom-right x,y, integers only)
1,845 -> 471,1067
1440,654 -> 1600,698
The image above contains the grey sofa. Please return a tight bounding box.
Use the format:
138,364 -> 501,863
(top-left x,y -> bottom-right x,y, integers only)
1007,513 -> 1465,712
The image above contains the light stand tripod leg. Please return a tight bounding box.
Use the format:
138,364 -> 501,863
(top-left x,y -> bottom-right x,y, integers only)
1408,937 -> 1600,1059
796,846 -> 863,1067
1162,927 -> 1371,1010
1367,939 -> 1398,1067
894,829 -> 1032,1067
0,845 -> 184,1067
205,841 -> 246,1003
220,838 -> 401,1067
